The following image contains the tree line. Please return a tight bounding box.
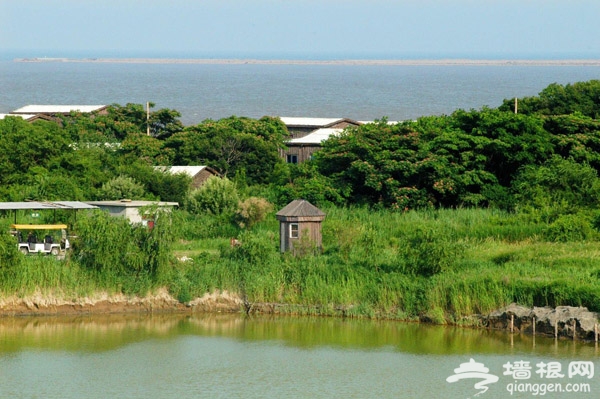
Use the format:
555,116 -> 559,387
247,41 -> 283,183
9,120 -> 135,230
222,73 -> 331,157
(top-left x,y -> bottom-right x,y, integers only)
1,80 -> 599,218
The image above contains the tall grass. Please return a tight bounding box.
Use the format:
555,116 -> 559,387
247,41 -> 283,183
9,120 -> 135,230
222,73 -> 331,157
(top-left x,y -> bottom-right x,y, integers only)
3,206 -> 600,323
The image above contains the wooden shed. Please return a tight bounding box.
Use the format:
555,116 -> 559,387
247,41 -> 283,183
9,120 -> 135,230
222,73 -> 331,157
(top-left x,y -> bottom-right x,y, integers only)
276,199 -> 326,254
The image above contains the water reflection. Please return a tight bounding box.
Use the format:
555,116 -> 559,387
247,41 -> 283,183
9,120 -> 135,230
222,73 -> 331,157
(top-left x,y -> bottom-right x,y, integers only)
0,314 -> 597,358
0,314 -> 599,399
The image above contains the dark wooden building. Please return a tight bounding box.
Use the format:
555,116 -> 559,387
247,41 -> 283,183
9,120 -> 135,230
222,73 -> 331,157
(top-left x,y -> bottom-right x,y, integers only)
279,117 -> 361,164
276,199 -> 326,254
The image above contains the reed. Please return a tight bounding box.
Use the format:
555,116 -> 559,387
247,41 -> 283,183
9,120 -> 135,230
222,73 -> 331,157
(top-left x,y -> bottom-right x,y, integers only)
3,206 -> 600,323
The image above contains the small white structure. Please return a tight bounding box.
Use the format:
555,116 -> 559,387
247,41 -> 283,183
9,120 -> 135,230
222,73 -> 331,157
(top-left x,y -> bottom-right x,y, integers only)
85,200 -> 178,226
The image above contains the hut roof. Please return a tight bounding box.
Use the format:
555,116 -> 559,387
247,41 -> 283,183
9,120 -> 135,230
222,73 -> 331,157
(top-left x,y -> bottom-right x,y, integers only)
276,199 -> 325,218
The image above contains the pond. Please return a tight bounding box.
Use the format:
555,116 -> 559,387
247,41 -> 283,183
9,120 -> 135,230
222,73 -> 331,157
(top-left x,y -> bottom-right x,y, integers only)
0,314 -> 598,398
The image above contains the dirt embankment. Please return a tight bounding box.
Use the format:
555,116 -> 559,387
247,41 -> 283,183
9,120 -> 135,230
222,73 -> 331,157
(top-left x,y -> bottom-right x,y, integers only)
0,289 -> 244,317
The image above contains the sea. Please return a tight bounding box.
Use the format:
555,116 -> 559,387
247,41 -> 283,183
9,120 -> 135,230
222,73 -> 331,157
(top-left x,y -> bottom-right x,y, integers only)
1,52 -> 599,126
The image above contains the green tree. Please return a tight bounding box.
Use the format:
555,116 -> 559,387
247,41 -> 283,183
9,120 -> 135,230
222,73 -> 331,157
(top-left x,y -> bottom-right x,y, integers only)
512,156 -> 600,221
118,133 -> 174,165
97,175 -> 146,200
449,108 -> 553,186
165,116 -> 289,184
499,80 -> 600,118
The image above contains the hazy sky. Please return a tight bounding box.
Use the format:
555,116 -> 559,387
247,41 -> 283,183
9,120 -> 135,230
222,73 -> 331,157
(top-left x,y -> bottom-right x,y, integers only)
2,0 -> 599,58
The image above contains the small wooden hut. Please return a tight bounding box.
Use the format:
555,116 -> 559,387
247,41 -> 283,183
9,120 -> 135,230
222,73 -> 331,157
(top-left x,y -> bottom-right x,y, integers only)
276,199 -> 326,254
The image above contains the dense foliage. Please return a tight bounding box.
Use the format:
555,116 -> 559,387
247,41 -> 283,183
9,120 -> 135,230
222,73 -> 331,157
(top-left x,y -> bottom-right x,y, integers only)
2,80 -> 600,321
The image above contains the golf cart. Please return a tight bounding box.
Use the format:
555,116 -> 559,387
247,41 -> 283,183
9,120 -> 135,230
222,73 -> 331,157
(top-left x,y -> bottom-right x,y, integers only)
11,224 -> 70,256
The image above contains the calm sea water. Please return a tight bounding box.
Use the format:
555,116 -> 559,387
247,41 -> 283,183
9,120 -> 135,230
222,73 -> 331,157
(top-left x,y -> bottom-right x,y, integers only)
1,60 -> 599,125
0,314 -> 598,399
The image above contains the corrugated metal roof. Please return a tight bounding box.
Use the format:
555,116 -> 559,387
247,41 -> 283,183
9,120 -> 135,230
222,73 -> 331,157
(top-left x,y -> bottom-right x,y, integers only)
276,199 -> 325,218
52,201 -> 99,209
280,117 -> 344,127
0,201 -> 98,210
86,200 -> 179,207
11,105 -> 107,114
288,128 -> 342,144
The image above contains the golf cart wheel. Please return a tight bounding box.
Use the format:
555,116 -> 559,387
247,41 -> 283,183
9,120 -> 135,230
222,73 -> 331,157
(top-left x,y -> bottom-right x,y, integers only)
20,247 -> 28,255
50,247 -> 59,256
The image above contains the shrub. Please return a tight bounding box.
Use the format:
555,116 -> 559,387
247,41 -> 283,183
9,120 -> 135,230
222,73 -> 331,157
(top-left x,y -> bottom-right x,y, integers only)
545,214 -> 595,242
398,227 -> 463,277
235,197 -> 273,228
186,177 -> 239,216
97,175 -> 145,200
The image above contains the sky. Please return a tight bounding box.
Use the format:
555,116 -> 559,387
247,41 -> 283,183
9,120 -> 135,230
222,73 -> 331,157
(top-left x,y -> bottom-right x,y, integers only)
1,0 -> 599,59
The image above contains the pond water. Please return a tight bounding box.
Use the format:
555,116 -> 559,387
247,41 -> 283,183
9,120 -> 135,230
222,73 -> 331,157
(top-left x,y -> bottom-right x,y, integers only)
0,314 -> 598,398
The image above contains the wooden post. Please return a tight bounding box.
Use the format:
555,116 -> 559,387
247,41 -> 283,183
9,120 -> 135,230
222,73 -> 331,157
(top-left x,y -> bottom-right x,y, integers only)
510,314 -> 514,333
595,323 -> 598,343
572,319 -> 576,341
555,321 -> 558,339
146,102 -> 150,136
532,316 -> 536,335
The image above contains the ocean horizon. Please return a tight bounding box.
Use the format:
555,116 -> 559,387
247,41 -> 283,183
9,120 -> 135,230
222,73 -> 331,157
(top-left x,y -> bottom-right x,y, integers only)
1,51 -> 599,125
2,49 -> 600,62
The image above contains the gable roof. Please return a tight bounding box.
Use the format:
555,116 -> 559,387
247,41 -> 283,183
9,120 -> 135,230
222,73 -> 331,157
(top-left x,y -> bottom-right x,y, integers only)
287,128 -> 343,145
280,117 -> 361,129
276,199 -> 325,218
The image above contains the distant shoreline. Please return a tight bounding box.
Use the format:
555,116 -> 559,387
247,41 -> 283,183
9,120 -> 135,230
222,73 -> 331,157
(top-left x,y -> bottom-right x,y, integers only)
13,57 -> 600,66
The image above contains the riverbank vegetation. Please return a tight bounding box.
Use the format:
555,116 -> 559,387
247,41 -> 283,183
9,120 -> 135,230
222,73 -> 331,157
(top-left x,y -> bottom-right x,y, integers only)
1,80 -> 600,322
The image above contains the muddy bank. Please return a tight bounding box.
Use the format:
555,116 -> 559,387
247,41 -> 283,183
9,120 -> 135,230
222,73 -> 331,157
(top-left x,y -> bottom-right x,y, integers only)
0,289 -> 243,317
3,293 -> 600,343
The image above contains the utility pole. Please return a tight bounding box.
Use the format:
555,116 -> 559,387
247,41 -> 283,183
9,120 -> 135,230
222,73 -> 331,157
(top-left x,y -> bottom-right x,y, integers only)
514,97 -> 518,114
146,101 -> 150,136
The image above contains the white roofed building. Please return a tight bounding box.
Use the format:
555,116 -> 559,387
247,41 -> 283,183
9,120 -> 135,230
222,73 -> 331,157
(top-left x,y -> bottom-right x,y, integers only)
279,117 -> 361,163
10,104 -> 108,118
280,117 -> 360,139
279,117 -> 360,164
281,128 -> 344,164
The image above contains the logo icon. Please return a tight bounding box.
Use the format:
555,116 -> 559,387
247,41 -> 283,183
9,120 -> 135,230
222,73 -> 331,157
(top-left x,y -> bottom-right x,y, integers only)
447,358 -> 499,397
